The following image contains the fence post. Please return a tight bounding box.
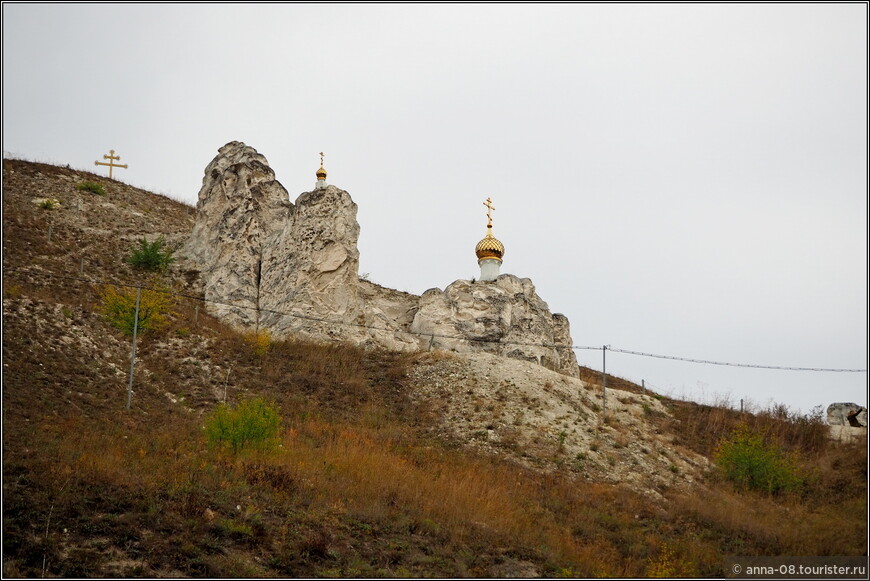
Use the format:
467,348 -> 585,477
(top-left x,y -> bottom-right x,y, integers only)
223,365 -> 232,403
79,257 -> 85,274
126,286 -> 142,410
194,304 -> 199,324
47,224 -> 53,241
601,345 -> 608,420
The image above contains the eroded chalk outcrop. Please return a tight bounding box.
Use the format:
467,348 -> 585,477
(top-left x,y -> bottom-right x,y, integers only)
182,141 -> 289,328
182,141 -> 580,376
410,276 -> 579,377
827,402 -> 868,442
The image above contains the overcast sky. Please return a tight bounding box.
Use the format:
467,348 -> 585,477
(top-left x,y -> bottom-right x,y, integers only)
3,3 -> 867,414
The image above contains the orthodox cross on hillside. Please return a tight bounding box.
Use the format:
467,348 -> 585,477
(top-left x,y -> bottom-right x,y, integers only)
483,197 -> 496,227
94,149 -> 128,179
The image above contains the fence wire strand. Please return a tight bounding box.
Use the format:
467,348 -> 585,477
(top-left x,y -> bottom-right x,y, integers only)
5,266 -> 866,373
604,347 -> 865,373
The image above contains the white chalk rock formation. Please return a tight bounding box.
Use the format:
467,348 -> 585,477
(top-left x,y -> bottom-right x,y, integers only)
827,402 -> 868,427
258,186 -> 419,351
357,279 -> 422,351
259,185 -> 363,339
410,275 -> 579,377
182,142 -> 581,377
182,142 -> 290,328
826,402 -> 868,443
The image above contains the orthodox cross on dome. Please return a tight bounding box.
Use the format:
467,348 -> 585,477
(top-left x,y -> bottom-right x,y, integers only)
319,151 -> 324,166
94,149 -> 128,179
483,197 -> 496,227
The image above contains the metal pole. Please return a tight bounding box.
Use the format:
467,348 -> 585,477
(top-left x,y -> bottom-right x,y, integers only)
223,365 -> 232,403
642,379 -> 645,395
47,224 -> 53,241
79,257 -> 85,274
126,287 -> 142,410
194,304 -> 199,324
603,346 -> 607,416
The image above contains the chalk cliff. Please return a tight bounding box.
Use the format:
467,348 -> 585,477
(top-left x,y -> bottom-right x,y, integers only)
182,141 -> 289,328
182,142 -> 579,376
410,276 -> 578,377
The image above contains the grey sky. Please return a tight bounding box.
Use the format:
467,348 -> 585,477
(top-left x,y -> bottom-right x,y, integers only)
3,3 -> 867,413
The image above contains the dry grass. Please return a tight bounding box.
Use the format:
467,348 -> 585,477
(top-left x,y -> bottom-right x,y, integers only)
5,329 -> 865,577
578,365 -> 649,395
0,407 -> 672,576
668,397 -> 831,457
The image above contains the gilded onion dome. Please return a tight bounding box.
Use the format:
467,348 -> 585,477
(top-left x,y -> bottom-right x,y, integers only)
475,197 -> 505,262
475,228 -> 505,262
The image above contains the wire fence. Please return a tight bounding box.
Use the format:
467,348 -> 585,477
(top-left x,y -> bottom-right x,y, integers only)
6,266 -> 866,374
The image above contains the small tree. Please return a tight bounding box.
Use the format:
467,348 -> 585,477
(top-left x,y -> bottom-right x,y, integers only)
714,424 -> 804,495
646,544 -> 696,578
100,284 -> 174,336
245,329 -> 272,358
205,397 -> 282,455
127,236 -> 175,272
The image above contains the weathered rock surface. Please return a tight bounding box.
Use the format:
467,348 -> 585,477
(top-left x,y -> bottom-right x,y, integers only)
259,184 -> 363,339
258,185 -> 419,352
408,350 -> 706,493
182,142 -> 581,376
826,402 -> 868,442
356,279 -> 422,351
827,402 -> 868,427
181,142 -> 290,328
410,275 -> 579,377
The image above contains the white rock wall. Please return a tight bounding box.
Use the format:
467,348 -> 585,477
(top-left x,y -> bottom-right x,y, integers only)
410,275 -> 579,377
181,141 -> 290,329
183,142 -> 580,376
259,185 -> 363,340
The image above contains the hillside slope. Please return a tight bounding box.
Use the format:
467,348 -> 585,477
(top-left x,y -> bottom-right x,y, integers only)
2,158 -> 866,577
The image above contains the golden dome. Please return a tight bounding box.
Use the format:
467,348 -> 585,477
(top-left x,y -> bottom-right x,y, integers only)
475,227 -> 505,262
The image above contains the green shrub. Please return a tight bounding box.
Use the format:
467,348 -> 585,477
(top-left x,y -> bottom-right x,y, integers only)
714,424 -> 803,495
127,236 -> 175,272
38,198 -> 60,210
205,397 -> 282,455
77,181 -> 105,195
100,284 -> 174,336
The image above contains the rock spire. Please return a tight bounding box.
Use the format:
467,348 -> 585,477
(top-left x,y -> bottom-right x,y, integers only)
181,141 -> 290,328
